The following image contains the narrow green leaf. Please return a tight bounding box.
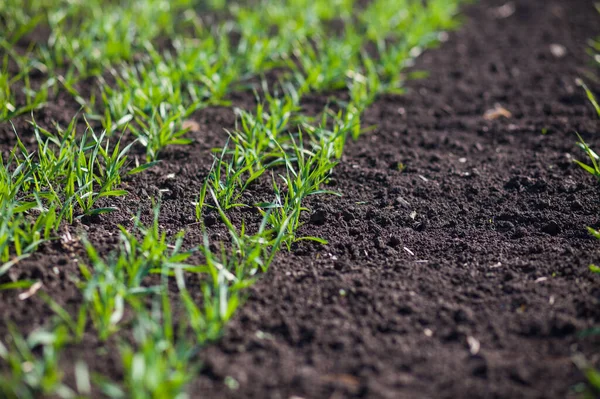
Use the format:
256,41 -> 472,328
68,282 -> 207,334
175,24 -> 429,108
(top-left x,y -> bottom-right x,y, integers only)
84,207 -> 119,216
296,236 -> 328,245
99,190 -> 128,198
128,160 -> 161,175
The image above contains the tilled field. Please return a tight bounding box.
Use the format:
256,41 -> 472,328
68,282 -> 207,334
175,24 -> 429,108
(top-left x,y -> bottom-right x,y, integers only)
1,0 -> 599,398
194,1 -> 600,397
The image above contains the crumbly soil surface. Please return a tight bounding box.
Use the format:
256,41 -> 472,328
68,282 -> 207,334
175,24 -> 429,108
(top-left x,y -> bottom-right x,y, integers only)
2,0 -> 600,398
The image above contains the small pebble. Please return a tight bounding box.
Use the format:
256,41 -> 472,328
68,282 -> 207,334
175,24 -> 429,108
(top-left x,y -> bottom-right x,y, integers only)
549,44 -> 566,58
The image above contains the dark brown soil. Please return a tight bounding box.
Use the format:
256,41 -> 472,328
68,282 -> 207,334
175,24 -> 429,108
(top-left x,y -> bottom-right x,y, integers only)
2,0 -> 600,398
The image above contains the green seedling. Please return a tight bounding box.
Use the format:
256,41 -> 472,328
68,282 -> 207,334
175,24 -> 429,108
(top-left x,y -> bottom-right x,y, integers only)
574,80 -> 600,179
175,243 -> 247,344
130,106 -> 193,162
0,56 -> 53,122
203,143 -> 265,211
117,298 -> 195,399
12,117 -> 140,222
36,0 -> 199,76
0,200 -> 56,266
257,132 -> 340,248
575,133 -> 600,180
0,324 -> 76,399
117,204 -> 192,286
0,0 -> 47,45
182,201 -> 282,344
78,239 -> 133,341
98,53 -> 199,159
78,203 -> 192,340
228,84 -> 301,169
0,150 -> 56,270
579,80 -> 600,117
89,283 -> 197,399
